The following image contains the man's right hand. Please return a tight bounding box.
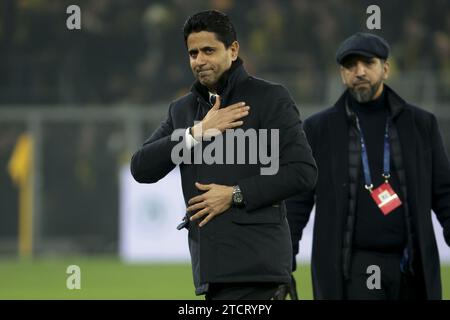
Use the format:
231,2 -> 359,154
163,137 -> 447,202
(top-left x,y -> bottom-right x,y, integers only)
191,96 -> 250,140
272,274 -> 299,300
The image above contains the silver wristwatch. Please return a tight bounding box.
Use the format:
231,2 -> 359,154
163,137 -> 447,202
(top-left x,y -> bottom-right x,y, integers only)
232,185 -> 244,206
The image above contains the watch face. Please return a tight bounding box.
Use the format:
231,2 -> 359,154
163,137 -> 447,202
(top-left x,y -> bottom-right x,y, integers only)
234,192 -> 243,204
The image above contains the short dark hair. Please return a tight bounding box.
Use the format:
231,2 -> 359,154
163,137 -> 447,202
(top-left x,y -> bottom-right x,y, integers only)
183,10 -> 237,48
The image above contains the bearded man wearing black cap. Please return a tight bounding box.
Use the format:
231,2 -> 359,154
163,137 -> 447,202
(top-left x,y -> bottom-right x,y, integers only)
286,32 -> 450,299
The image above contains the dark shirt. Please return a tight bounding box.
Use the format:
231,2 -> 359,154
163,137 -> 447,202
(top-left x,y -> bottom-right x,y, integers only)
349,89 -> 406,253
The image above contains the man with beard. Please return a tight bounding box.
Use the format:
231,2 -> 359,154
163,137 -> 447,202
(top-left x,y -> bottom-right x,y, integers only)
286,32 -> 450,299
131,10 -> 317,300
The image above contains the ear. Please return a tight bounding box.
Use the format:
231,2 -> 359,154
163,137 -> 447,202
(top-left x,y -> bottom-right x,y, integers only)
230,41 -> 239,61
339,66 -> 346,85
382,60 -> 390,80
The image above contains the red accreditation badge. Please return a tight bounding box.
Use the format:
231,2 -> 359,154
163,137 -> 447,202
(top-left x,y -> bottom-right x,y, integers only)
370,182 -> 402,215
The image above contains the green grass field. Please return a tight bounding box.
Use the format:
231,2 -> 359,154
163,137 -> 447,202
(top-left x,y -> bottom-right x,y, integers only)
0,257 -> 448,299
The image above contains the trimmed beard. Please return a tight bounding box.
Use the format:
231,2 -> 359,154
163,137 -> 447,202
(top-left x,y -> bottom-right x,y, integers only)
349,78 -> 383,103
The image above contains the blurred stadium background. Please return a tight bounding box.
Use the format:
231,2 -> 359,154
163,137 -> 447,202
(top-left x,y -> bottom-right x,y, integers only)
0,0 -> 449,299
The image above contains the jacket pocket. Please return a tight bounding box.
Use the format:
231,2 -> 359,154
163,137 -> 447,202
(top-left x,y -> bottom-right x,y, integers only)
231,203 -> 284,224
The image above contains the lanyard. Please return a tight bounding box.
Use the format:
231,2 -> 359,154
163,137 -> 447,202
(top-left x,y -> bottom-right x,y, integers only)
355,116 -> 391,192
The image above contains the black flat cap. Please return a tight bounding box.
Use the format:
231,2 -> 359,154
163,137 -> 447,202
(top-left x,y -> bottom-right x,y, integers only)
336,32 -> 390,65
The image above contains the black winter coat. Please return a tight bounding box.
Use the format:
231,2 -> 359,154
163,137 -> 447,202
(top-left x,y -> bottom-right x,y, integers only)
287,86 -> 450,299
131,61 -> 317,295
